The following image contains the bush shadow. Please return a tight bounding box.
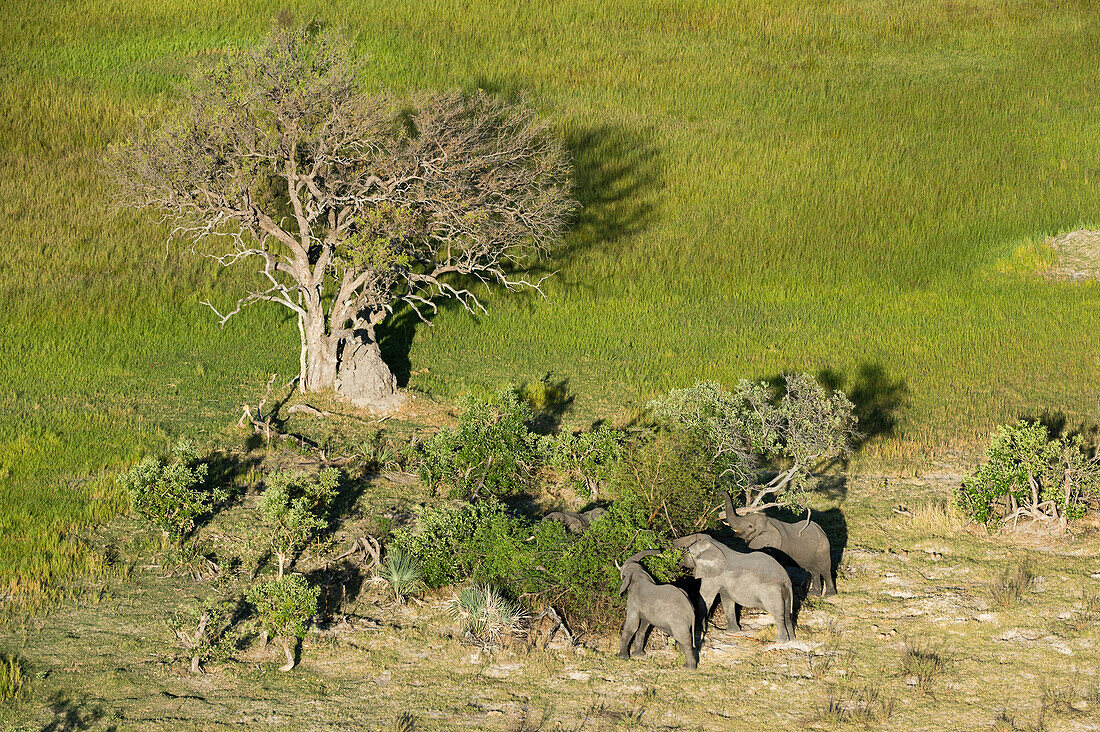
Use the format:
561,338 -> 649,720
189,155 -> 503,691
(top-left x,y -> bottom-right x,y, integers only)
41,692 -> 114,732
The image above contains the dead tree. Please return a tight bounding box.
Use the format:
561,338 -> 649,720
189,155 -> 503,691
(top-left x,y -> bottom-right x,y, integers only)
109,25 -> 576,413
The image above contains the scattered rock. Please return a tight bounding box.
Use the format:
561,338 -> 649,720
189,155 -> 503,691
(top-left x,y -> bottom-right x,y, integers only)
566,671 -> 590,682
483,664 -> 520,678
1071,700 -> 1091,713
975,613 -> 997,623
765,641 -> 821,653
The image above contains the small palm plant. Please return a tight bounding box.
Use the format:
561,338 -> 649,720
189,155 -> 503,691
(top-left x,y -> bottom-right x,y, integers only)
376,548 -> 425,604
447,584 -> 527,650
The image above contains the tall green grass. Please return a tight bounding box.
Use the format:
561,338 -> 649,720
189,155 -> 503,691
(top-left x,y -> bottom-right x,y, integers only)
1,0 -> 1099,604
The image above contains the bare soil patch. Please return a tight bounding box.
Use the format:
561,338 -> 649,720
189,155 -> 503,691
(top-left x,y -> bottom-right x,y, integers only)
1048,229 -> 1100,281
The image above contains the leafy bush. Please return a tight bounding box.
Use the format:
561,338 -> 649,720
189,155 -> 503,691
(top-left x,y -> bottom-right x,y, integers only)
167,597 -> 239,674
538,425 -> 625,501
647,374 -> 857,511
246,575 -> 319,671
392,495 -> 680,632
613,430 -> 720,536
390,498 -> 525,588
447,584 -> 527,650
376,547 -> 425,603
417,392 -> 538,498
959,422 -> 1100,526
529,503 -> 681,629
116,440 -> 218,542
259,468 -> 339,577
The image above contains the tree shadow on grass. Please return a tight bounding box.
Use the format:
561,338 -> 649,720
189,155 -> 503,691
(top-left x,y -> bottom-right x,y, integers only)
818,363 -> 910,450
377,122 -> 663,387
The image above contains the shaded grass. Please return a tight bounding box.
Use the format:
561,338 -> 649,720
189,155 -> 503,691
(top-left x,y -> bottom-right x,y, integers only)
2,0 -> 1100,607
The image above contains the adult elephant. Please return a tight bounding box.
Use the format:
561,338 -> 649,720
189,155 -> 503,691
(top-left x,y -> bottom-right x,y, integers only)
672,533 -> 796,642
722,493 -> 836,596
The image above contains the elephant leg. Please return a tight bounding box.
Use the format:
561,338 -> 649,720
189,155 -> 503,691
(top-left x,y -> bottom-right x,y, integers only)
719,590 -> 742,632
822,566 -> 837,596
808,571 -> 823,597
763,590 -> 793,642
630,621 -> 651,657
700,582 -> 723,629
673,623 -> 697,670
619,613 -> 640,660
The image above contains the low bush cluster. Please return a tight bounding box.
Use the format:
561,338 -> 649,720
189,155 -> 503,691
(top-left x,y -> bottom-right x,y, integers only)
116,440 -> 223,543
259,468 -> 339,578
418,392 -> 539,498
958,421 -> 1100,526
416,389 -> 626,501
391,493 -> 684,630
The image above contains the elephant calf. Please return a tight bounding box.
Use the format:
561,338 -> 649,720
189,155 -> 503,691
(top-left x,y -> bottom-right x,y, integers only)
723,493 -> 836,596
617,550 -> 698,669
543,507 -> 606,534
673,533 -> 796,642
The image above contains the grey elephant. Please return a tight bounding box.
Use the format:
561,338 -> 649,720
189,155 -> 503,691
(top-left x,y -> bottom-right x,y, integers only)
543,507 -> 607,534
722,493 -> 836,596
617,549 -> 698,669
673,533 -> 796,642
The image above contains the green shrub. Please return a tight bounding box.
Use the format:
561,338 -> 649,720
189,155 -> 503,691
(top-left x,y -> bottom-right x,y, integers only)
390,498 -> 525,589
613,430 -> 720,536
530,503 -> 681,630
246,575 -> 319,671
392,495 -> 680,632
417,391 -> 537,498
959,422 -> 1100,526
647,375 -> 857,511
167,597 -> 239,674
116,440 -> 218,543
538,425 -> 625,501
259,468 -> 339,578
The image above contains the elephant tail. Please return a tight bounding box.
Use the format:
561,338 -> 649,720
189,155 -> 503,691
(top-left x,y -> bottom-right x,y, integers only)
784,580 -> 793,619
797,507 -> 812,536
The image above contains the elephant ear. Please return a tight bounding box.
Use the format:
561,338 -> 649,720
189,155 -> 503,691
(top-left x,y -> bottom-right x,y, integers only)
688,537 -> 727,578
748,526 -> 783,551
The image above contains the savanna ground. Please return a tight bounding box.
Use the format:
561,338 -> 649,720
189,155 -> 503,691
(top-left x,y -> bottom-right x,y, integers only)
3,0 -> 1100,727
2,436 -> 1099,731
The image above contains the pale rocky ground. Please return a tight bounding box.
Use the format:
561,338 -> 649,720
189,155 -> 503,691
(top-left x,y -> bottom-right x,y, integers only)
2,473 -> 1100,731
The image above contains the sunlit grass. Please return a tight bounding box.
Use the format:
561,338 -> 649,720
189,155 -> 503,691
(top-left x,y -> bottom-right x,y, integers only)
1,0 -> 1099,605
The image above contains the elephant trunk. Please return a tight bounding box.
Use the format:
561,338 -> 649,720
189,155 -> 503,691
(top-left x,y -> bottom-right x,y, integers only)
623,549 -> 662,566
724,492 -> 739,525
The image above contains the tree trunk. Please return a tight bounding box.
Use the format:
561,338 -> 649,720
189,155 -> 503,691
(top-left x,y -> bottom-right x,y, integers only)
303,319 -> 338,392
300,310 -> 403,414
333,334 -> 404,414
278,639 -> 296,672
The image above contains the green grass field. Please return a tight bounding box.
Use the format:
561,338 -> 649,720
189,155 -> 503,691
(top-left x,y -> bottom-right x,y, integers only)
2,0 -> 1099,601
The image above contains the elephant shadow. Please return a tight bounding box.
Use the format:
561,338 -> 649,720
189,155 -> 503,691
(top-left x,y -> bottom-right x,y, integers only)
672,575 -> 708,648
